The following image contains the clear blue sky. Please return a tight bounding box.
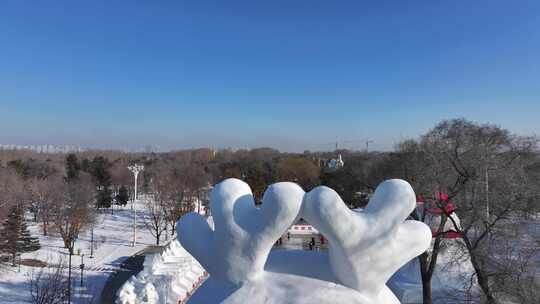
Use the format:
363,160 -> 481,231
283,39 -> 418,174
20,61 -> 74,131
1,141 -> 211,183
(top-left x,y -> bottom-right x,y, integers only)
1,0 -> 539,152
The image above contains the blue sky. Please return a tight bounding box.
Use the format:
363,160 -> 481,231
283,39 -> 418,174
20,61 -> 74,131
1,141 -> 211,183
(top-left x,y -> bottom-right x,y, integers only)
1,0 -> 539,152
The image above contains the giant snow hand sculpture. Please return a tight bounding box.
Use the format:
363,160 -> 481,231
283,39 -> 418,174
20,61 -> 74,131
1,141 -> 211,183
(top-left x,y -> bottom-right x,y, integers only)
303,179 -> 432,303
177,178 -> 304,287
177,178 -> 430,304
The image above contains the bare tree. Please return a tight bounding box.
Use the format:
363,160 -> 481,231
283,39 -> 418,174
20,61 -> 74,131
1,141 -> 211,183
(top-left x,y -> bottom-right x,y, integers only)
29,258 -> 68,304
28,175 -> 64,236
275,156 -> 320,190
152,163 -> 206,236
0,168 -> 23,225
52,175 -> 96,254
392,119 -> 539,304
143,198 -> 168,245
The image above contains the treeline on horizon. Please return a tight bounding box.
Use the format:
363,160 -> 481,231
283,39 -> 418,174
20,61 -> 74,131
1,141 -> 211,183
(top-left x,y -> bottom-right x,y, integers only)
0,118 -> 539,209
1,118 -> 540,303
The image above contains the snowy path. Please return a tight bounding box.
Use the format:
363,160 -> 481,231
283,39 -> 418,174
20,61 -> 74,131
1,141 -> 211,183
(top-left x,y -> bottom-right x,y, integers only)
0,199 -> 169,304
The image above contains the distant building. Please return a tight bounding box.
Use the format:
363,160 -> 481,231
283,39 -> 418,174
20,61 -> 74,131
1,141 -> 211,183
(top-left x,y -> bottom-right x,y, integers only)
0,144 -> 84,154
327,154 -> 344,170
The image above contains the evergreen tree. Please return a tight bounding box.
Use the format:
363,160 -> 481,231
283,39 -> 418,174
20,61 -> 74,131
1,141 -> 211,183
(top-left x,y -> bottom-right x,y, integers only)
0,206 -> 40,266
90,157 -> 111,186
96,187 -> 113,209
91,156 -> 113,209
65,154 -> 80,182
116,185 -> 130,206
80,158 -> 91,172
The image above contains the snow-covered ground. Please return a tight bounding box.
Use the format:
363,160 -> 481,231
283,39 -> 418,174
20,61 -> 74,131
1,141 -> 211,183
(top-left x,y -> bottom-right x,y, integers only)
0,198 -> 165,304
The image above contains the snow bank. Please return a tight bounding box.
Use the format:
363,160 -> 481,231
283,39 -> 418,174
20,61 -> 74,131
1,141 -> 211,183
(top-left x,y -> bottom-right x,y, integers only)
116,239 -> 206,304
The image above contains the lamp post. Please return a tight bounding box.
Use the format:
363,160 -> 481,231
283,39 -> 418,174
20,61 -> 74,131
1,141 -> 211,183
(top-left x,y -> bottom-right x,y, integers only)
365,139 -> 374,153
80,254 -> 85,286
68,248 -> 72,304
90,226 -> 94,258
128,164 -> 144,247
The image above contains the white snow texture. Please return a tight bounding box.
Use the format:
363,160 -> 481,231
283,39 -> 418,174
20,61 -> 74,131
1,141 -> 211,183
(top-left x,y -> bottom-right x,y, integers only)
178,178 -> 431,304
116,240 -> 206,304
178,179 -> 305,287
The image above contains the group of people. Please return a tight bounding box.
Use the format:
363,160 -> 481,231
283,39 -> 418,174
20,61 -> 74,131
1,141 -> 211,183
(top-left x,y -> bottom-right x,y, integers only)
274,233 -> 326,251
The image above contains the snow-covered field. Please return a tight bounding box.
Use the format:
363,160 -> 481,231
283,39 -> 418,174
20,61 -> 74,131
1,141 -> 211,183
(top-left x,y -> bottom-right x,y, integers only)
0,199 -> 164,304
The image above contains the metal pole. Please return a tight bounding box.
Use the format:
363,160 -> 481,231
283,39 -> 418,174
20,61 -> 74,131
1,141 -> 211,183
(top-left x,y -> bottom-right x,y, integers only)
365,140 -> 374,153
134,172 -> 138,201
80,254 -> 84,286
198,192 -> 201,214
128,164 -> 143,247
68,250 -> 72,304
485,168 -> 489,222
90,226 -> 94,258
133,171 -> 137,247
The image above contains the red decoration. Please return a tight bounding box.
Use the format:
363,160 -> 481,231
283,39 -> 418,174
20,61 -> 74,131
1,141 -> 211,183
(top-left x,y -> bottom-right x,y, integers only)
444,231 -> 463,239
427,207 -> 442,215
426,202 -> 455,215
444,203 -> 455,214
435,192 -> 449,202
432,230 -> 463,239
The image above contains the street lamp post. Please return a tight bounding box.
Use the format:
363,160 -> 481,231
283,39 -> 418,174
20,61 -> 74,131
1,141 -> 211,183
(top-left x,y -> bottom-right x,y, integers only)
128,164 -> 144,247
68,248 -> 72,304
90,226 -> 94,258
365,139 -> 374,153
485,168 -> 490,222
80,254 -> 85,286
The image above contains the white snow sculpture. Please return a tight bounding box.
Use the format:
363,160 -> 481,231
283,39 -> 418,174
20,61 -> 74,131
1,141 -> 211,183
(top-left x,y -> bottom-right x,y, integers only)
141,283 -> 159,303
303,179 -> 432,303
116,239 -> 206,304
116,281 -> 137,304
178,178 -> 431,304
177,178 -> 305,287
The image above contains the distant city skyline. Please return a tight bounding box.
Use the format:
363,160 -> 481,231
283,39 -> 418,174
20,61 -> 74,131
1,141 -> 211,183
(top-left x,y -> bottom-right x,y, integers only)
0,142 -> 376,153
1,1 -> 539,152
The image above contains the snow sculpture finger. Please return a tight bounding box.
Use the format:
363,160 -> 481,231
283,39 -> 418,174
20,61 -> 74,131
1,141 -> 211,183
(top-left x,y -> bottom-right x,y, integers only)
303,179 -> 431,302
177,178 -> 304,287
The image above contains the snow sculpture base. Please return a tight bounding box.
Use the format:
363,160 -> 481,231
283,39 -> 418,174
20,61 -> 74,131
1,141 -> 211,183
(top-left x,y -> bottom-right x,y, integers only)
188,250 -> 399,304
178,179 -> 431,304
